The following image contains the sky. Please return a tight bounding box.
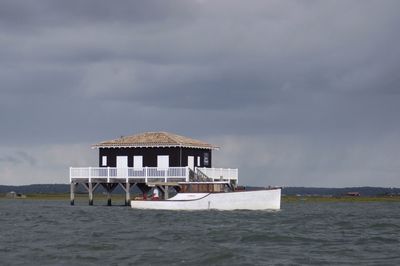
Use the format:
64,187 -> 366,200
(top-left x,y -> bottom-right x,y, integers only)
1,0 -> 399,187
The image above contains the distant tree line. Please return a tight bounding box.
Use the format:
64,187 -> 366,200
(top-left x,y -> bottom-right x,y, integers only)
1,184 -> 399,196
282,186 -> 400,196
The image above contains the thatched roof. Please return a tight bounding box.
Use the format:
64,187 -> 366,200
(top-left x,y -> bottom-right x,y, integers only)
92,132 -> 219,150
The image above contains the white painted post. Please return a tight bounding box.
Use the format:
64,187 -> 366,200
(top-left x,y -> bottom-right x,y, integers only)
185,166 -> 189,182
145,167 -> 148,183
88,167 -> 91,182
164,168 -> 167,182
107,167 -> 110,183
69,167 -> 72,183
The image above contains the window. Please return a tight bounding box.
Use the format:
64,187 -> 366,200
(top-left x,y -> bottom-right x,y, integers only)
204,152 -> 209,166
197,156 -> 201,166
102,156 -> 107,166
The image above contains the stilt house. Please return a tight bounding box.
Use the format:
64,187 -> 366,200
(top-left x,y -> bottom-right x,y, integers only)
69,132 -> 238,206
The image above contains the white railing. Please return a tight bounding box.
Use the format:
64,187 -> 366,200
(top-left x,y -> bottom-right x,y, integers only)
196,167 -> 238,182
70,167 -> 190,183
70,166 -> 239,183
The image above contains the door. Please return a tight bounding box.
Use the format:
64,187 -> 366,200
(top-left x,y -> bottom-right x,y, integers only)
157,155 -> 169,169
133,156 -> 143,168
188,156 -> 194,170
116,156 -> 128,177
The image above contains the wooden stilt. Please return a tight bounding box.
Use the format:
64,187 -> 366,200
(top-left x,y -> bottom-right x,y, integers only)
70,182 -> 75,206
125,182 -> 130,206
88,182 -> 93,206
100,183 -> 118,206
118,182 -> 132,206
81,183 -> 90,205
107,184 -> 112,206
164,185 -> 169,200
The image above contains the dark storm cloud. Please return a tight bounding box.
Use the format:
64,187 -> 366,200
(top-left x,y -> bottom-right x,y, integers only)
58,0 -> 400,110
1,0 -> 400,185
0,0 -> 197,30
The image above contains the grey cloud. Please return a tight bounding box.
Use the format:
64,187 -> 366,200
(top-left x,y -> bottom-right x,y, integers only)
0,151 -> 36,166
1,0 -> 400,186
0,0 -> 198,31
16,151 -> 37,166
0,155 -> 21,164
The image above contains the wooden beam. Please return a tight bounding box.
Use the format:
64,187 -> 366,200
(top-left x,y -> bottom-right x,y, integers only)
110,183 -> 118,191
157,185 -> 165,193
81,183 -> 89,192
147,182 -> 179,187
100,183 -> 119,206
93,182 -> 100,192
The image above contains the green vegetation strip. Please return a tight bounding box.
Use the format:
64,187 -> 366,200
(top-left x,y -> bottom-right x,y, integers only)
283,195 -> 400,203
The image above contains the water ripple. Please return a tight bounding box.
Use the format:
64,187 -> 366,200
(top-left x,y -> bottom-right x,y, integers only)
1,200 -> 400,265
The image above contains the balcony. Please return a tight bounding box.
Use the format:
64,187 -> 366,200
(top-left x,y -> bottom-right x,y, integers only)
69,166 -> 238,184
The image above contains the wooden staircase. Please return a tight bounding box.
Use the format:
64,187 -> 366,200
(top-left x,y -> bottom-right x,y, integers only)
188,168 -> 213,182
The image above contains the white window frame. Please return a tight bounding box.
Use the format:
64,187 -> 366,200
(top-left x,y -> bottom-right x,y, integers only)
157,155 -> 169,169
116,156 -> 128,168
102,156 -> 107,166
133,156 -> 143,169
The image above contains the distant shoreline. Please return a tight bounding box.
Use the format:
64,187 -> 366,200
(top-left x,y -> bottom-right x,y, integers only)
1,184 -> 400,196
283,195 -> 400,203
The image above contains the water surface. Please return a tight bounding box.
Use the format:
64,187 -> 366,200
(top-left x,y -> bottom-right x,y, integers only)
1,200 -> 399,265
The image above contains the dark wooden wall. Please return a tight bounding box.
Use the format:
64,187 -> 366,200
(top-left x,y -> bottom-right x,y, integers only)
99,147 -> 212,168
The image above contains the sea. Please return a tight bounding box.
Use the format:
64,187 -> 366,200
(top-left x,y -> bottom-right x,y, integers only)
1,199 -> 399,266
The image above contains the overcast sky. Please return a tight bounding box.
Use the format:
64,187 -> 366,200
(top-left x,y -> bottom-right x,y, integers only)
1,0 -> 399,187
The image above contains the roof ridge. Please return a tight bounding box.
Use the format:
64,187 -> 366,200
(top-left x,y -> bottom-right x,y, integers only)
163,132 -> 184,146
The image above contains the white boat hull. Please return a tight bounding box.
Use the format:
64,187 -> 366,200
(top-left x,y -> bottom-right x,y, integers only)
130,188 -> 281,210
